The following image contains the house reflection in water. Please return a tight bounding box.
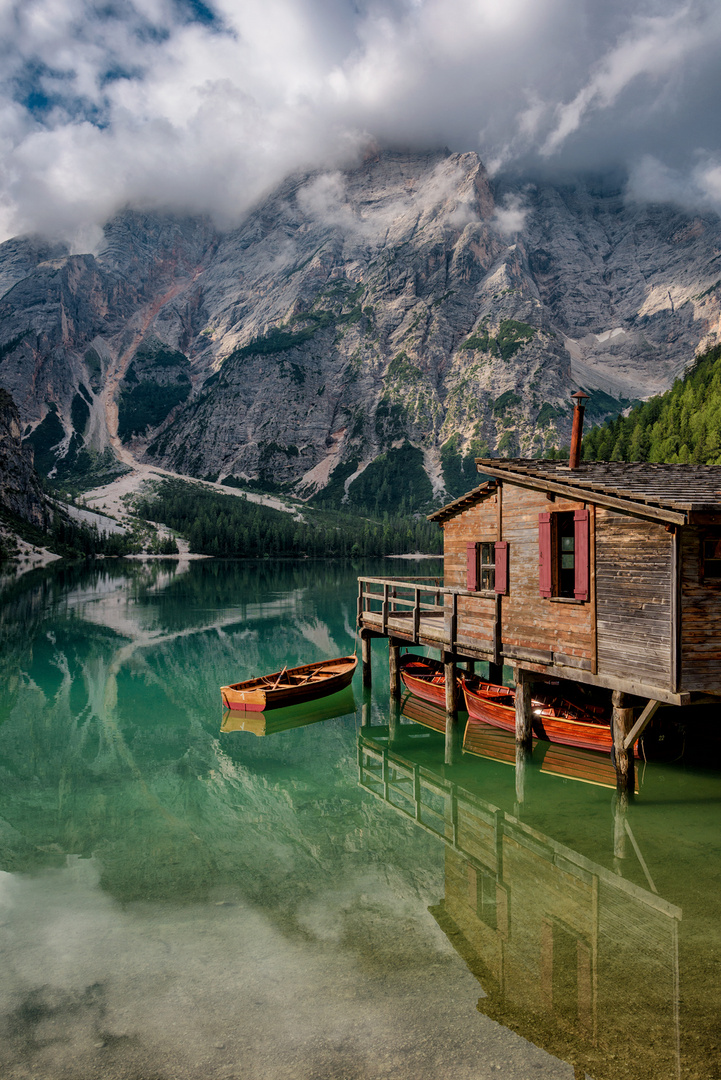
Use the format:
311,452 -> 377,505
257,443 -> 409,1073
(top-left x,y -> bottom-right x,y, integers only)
358,722 -> 690,1080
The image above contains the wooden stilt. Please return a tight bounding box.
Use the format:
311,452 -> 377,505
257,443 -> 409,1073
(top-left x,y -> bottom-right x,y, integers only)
361,631 -> 372,688
487,661 -> 503,685
444,652 -> 458,716
443,651 -> 459,765
612,689 -> 635,799
514,668 -> 533,749
361,691 -> 371,728
464,659 -> 475,675
389,639 -> 401,700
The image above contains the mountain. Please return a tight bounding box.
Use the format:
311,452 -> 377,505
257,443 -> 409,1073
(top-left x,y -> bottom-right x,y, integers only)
0,149 -> 720,505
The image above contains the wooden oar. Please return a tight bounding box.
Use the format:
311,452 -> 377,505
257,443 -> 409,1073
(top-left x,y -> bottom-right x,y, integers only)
270,665 -> 287,690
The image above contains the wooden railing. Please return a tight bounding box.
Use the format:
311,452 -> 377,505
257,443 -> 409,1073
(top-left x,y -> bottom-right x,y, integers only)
357,575 -> 449,637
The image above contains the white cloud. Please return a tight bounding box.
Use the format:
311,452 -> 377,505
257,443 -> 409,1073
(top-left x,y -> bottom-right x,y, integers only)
627,153 -> 721,215
492,193 -> 528,236
0,0 -> 719,242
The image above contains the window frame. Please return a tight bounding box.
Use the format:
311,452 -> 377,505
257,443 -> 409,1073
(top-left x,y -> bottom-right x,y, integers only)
466,540 -> 508,594
539,508 -> 589,602
700,531 -> 721,584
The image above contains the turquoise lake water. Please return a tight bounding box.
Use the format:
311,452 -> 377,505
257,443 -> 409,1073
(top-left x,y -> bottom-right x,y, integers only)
0,557 -> 720,1080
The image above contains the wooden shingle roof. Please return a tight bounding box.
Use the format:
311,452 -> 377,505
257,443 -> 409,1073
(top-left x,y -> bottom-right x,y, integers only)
428,460 -> 721,526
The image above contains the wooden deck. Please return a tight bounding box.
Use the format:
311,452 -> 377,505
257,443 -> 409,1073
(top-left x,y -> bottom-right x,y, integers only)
357,574 -> 695,706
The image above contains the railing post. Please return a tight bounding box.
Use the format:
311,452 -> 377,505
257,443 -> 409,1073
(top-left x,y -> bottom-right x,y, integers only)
381,583 -> 389,635
413,587 -> 420,641
357,581 -> 363,626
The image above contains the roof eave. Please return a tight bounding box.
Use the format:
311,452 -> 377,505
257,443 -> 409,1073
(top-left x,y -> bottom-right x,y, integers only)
427,480 -> 498,523
473,460 -> 688,526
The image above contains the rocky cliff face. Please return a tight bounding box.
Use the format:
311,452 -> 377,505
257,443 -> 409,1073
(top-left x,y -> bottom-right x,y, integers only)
0,150 -> 719,502
0,389 -> 48,527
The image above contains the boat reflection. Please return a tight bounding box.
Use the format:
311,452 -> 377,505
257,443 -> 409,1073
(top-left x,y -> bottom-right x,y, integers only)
358,718 -> 698,1080
221,685 -> 356,736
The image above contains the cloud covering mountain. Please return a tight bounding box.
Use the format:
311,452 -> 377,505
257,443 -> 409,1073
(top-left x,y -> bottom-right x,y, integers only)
0,0 -> 720,245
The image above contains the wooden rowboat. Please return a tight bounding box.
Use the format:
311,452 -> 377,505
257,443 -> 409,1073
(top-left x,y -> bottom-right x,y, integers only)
221,655 -> 357,712
399,653 -> 451,709
221,686 -> 356,733
463,679 -> 624,757
399,652 -> 620,757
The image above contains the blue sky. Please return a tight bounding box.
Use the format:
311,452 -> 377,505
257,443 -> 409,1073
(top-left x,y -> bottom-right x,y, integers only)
0,0 -> 720,244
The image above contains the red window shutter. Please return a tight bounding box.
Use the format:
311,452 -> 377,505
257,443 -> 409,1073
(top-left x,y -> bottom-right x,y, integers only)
494,541 -> 508,594
466,542 -> 479,591
538,513 -> 552,598
574,509 -> 590,601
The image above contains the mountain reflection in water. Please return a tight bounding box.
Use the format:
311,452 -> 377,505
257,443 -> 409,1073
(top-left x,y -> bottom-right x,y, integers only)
0,558 -> 718,1080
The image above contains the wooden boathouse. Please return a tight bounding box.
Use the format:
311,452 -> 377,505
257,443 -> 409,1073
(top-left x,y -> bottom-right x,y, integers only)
357,396 -> 721,793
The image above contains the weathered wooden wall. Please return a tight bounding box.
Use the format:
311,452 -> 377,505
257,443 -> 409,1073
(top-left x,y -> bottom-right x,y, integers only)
443,493 -> 498,653
443,485 -> 594,667
595,510 -> 672,688
500,487 -> 593,667
680,525 -> 721,692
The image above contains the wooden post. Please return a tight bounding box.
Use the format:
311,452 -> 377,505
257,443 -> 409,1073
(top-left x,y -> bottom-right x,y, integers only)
444,650 -> 459,766
515,668 -> 533,749
444,651 -> 458,716
389,639 -> 401,700
361,630 -> 372,688
464,659 -> 475,675
612,689 -> 635,799
412,587 -> 420,642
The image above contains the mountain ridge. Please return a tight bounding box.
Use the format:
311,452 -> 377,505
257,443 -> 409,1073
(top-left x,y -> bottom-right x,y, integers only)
0,149 -> 719,503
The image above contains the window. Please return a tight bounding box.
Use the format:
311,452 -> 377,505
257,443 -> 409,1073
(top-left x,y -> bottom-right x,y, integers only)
466,541 -> 508,593
557,512 -> 576,598
539,509 -> 589,601
702,534 -> 721,581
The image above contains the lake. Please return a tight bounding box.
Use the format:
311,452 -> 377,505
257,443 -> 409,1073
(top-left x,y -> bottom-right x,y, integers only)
0,558 -> 719,1080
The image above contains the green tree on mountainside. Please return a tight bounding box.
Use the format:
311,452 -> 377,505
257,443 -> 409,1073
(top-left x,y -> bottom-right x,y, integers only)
582,344 -> 721,463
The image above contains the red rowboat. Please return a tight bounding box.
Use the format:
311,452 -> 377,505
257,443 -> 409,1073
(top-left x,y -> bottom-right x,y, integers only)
463,679 -> 623,757
221,655 -> 357,712
399,653 -> 450,708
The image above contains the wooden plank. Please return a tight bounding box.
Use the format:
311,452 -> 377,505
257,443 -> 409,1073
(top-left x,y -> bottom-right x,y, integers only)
622,699 -> 662,751
504,644 -> 553,664
553,652 -> 593,671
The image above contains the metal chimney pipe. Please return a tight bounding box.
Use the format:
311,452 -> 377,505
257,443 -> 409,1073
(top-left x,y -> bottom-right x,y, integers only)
569,391 -> 589,469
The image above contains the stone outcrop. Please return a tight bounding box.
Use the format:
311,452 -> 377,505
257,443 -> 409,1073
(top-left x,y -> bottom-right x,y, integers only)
0,151 -> 719,500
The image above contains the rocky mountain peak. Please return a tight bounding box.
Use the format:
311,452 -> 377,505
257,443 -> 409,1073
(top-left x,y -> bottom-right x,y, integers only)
0,149 -> 720,505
